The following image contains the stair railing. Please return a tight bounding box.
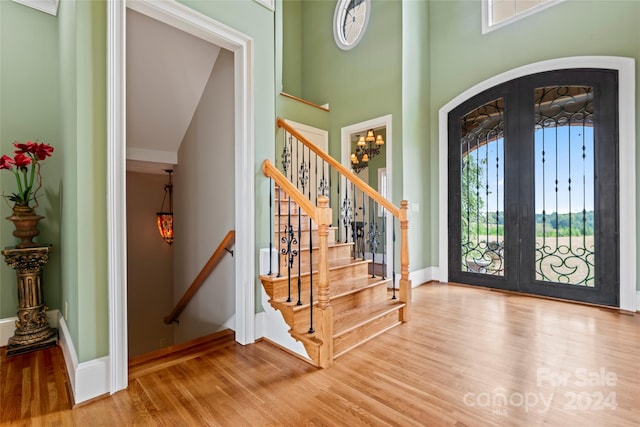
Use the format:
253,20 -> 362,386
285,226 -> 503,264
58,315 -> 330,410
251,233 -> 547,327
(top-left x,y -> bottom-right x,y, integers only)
275,117 -> 412,321
263,161 -> 334,367
164,230 -> 236,325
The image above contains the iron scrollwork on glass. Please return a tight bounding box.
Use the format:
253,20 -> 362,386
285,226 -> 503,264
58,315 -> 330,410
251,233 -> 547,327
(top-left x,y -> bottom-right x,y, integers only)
460,98 -> 505,276
534,86 -> 595,287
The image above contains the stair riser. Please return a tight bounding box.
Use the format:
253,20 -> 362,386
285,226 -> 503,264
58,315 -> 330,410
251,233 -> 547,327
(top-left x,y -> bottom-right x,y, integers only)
274,228 -> 336,246
278,245 -> 352,274
265,262 -> 369,301
333,309 -> 403,357
274,217 -> 317,231
274,199 -> 301,214
286,283 -> 389,333
330,283 -> 388,314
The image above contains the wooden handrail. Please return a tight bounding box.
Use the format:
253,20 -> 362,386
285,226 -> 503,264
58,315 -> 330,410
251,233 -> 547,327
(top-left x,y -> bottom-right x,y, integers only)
277,117 -> 400,218
164,230 -> 236,324
262,159 -> 318,221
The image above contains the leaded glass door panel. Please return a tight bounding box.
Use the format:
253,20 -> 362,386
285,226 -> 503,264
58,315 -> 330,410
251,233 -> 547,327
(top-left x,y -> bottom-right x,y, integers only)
448,69 -> 619,307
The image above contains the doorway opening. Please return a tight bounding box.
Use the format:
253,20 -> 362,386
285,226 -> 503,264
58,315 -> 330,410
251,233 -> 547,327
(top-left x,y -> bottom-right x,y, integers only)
448,69 -> 618,306
341,115 -> 393,279
438,57 -> 636,311
107,0 -> 255,394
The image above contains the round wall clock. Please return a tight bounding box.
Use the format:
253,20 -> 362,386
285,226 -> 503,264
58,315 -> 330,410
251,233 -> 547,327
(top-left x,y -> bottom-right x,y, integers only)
333,0 -> 371,51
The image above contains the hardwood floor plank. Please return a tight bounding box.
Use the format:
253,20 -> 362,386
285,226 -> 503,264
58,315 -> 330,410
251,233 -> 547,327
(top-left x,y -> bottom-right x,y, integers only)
1,283 -> 639,426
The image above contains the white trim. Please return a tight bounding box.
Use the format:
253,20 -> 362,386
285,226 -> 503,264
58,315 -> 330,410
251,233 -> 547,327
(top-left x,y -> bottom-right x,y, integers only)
438,56 -> 636,312
482,0 -> 566,34
58,316 -> 110,404
253,0 -> 274,11
108,0 -> 256,395
0,310 -> 59,347
126,147 -> 178,165
11,0 -> 59,16
333,0 -> 371,51
410,267 -> 436,288
637,291 -> 640,312
107,0 -> 129,395
340,115 -> 393,280
284,119 -> 329,149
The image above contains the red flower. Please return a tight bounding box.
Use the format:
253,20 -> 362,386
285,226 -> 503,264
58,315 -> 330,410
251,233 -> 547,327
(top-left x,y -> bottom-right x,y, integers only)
13,153 -> 32,167
13,140 -> 37,154
35,143 -> 54,161
0,154 -> 15,170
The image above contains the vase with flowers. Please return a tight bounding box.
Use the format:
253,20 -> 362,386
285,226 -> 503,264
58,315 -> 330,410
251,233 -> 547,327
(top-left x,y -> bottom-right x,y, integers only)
0,140 -> 54,248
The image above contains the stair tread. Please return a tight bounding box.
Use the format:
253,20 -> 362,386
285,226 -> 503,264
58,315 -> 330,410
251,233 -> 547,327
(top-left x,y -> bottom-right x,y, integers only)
259,258 -> 370,283
333,299 -> 405,337
289,299 -> 404,344
274,226 -> 338,233
270,275 -> 392,309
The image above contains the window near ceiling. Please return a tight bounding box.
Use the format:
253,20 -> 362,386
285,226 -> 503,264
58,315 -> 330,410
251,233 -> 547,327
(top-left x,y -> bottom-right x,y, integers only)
482,0 -> 564,33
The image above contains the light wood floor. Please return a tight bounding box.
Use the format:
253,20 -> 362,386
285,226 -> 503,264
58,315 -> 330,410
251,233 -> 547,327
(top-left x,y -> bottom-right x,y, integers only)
1,283 -> 639,426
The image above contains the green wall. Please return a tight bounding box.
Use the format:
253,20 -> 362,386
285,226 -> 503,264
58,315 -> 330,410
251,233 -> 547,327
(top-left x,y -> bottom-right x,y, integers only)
178,0 -> 276,311
0,2 -> 63,319
58,0 -> 108,362
402,0 -> 430,274
428,1 -> 640,290
284,0 -> 429,272
282,0 -> 302,96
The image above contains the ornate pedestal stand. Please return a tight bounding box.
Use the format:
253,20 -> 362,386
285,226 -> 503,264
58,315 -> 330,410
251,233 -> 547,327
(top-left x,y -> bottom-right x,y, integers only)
2,245 -> 57,356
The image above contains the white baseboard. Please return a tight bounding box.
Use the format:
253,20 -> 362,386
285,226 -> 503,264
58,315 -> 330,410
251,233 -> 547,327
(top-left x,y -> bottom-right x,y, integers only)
636,291 -> 640,312
410,267 -> 438,287
0,309 -> 59,346
58,316 -> 109,404
392,267 -> 439,289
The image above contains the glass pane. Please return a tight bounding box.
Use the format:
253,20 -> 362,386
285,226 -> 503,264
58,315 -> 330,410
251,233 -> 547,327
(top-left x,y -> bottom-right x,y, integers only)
534,86 -> 595,286
460,98 -> 505,276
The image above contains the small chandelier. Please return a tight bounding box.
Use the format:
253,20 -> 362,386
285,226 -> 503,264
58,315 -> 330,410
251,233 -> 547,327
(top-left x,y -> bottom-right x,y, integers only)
350,129 -> 384,174
156,169 -> 174,245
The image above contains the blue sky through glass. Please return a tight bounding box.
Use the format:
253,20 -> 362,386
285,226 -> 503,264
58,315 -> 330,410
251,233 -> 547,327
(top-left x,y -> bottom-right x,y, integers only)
468,125 -> 594,215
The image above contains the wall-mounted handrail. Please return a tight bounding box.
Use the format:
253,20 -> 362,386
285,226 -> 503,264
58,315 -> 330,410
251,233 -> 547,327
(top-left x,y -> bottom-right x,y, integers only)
277,117 -> 400,218
164,230 -> 236,325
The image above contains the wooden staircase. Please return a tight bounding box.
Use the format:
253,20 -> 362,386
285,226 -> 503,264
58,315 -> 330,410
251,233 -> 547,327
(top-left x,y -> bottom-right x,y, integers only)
259,118 -> 412,368
260,190 -> 406,365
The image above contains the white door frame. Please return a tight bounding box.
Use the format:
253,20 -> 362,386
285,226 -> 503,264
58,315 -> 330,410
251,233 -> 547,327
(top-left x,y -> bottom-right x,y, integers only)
107,0 -> 255,393
340,115 -> 393,279
438,56 -> 636,312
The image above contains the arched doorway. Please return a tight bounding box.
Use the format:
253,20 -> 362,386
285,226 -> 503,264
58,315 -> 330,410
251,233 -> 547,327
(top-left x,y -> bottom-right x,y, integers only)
448,69 -> 618,306
438,57 -> 636,311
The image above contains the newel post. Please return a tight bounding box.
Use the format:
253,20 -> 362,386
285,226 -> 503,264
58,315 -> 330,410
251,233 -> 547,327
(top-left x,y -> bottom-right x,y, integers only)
399,200 -> 412,322
316,195 -> 333,367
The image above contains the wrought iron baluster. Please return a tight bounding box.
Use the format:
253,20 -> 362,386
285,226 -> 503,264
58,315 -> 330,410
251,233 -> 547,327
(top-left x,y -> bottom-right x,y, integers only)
281,196 -> 297,303
269,178 -> 273,276
353,183 -> 357,259
361,190 -> 366,260
277,184 -> 282,278
296,146 -> 309,306
340,183 -> 351,248
367,198 -> 381,278
336,169 -> 341,242
392,216 -> 397,300
309,147 -> 314,334
382,206 -> 386,280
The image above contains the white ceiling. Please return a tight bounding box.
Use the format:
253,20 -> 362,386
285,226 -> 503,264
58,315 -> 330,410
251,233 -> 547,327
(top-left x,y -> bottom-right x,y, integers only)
126,9 -> 221,173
